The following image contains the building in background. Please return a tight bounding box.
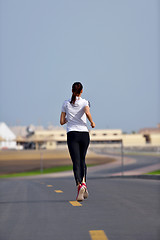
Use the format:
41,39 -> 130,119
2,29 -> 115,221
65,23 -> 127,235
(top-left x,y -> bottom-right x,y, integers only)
0,122 -> 17,149
25,126 -> 160,150
1,122 -> 159,151
138,124 -> 160,134
138,124 -> 160,146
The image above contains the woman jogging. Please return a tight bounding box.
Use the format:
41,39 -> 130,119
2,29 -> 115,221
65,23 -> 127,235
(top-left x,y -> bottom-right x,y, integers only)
60,82 -> 95,201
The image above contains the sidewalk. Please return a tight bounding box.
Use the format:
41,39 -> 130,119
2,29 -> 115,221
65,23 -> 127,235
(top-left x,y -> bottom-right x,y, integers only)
110,163 -> 160,176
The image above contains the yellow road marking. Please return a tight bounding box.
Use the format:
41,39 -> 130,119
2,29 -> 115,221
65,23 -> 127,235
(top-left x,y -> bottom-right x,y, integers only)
89,230 -> 108,240
54,190 -> 63,193
69,201 -> 82,206
47,185 -> 53,187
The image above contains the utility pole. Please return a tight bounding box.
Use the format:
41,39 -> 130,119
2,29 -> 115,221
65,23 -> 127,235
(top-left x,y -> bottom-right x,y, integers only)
121,140 -> 124,176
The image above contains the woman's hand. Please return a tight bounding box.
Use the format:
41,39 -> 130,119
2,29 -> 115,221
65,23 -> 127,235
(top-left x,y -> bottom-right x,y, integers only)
91,121 -> 95,128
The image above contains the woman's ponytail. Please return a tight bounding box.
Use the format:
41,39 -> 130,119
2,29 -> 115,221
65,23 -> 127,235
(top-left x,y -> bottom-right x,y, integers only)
70,82 -> 83,105
70,92 -> 77,105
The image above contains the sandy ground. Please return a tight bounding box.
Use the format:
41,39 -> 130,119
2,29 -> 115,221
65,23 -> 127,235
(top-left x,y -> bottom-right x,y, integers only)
0,149 -> 115,174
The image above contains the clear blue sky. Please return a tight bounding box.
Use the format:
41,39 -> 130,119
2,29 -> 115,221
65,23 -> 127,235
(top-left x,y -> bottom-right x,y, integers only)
0,0 -> 159,132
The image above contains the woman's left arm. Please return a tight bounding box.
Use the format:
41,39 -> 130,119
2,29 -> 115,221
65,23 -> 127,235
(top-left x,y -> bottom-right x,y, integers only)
60,112 -> 67,125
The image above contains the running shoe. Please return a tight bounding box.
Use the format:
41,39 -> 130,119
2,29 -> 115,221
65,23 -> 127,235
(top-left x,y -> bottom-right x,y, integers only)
76,184 -> 85,201
82,183 -> 89,199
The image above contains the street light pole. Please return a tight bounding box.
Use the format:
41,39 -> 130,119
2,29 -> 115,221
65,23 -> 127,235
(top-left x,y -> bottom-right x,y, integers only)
40,151 -> 43,173
121,140 -> 124,176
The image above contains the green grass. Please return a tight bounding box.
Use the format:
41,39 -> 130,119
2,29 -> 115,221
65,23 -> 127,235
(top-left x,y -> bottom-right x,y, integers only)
0,165 -> 74,178
147,170 -> 160,175
0,164 -> 95,178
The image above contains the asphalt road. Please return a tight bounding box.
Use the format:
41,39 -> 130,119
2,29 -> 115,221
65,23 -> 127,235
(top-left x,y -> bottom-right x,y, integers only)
89,151 -> 160,176
0,176 -> 160,240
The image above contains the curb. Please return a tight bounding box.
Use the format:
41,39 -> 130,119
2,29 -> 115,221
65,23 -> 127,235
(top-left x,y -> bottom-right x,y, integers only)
107,175 -> 160,180
88,174 -> 160,180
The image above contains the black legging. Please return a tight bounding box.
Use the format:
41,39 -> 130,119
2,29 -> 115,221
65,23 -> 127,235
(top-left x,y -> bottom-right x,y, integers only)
67,131 -> 90,185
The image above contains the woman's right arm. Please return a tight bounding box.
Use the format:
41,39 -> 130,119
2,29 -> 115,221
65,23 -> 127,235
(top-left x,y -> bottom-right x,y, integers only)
60,112 -> 67,125
84,106 -> 95,128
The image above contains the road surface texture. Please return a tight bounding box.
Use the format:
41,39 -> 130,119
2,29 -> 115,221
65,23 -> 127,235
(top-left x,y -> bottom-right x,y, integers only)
0,176 -> 159,240
87,152 -> 160,178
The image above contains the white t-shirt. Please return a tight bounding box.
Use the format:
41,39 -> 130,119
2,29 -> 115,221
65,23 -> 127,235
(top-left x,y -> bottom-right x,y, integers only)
61,97 -> 89,133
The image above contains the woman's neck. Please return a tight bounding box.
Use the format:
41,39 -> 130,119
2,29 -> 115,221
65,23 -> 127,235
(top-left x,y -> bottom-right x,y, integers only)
77,93 -> 82,97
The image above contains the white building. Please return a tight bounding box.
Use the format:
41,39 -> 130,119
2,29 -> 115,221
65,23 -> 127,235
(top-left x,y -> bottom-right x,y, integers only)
0,122 -> 17,149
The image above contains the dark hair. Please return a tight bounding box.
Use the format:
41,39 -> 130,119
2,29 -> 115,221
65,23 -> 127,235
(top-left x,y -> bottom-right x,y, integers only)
70,82 -> 83,104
